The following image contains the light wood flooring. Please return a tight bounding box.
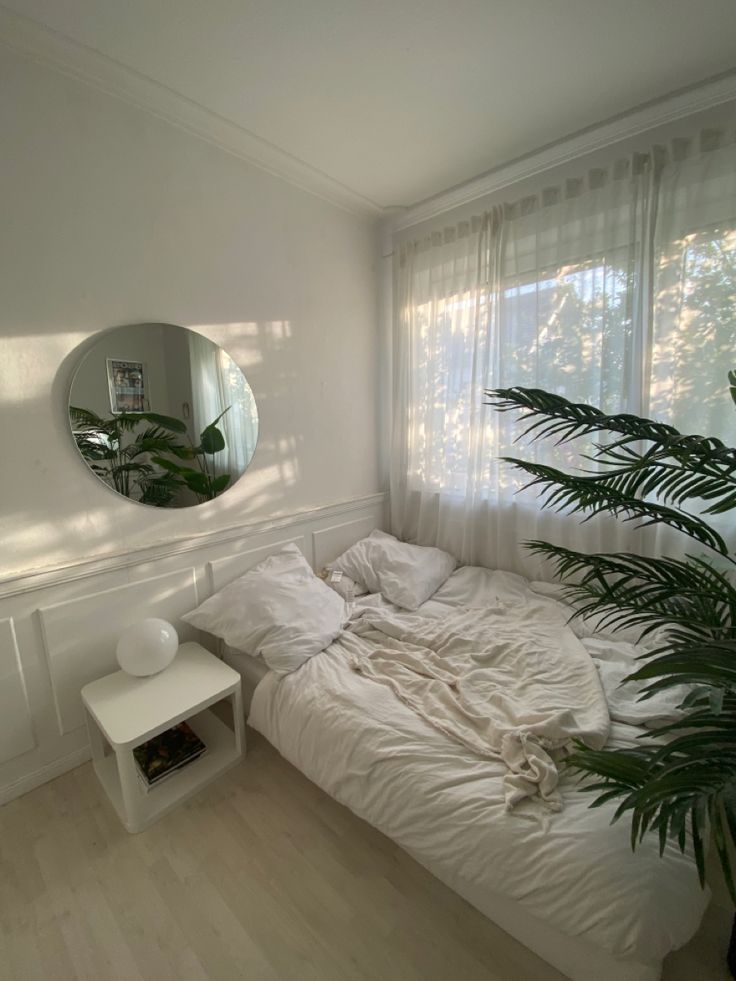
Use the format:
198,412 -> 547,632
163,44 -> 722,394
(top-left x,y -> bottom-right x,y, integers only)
0,729 -> 732,981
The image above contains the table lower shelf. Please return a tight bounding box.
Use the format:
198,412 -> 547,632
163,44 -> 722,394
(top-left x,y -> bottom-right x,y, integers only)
94,707 -> 243,832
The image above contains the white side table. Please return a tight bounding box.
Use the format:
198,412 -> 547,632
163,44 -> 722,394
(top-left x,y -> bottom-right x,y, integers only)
82,641 -> 245,833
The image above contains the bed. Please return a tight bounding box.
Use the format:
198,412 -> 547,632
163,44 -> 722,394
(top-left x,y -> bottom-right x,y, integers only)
220,562 -> 709,981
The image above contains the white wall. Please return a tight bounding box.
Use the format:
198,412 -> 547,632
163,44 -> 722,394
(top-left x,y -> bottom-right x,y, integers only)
0,45 -> 380,579
70,322 -> 174,419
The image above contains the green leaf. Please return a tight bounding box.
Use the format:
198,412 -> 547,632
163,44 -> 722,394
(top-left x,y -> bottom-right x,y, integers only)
168,444 -> 197,459
200,424 -> 225,455
488,386 -> 736,515
69,405 -> 106,428
131,411 -> 187,433
488,380 -> 736,900
138,469 -> 182,505
182,471 -> 211,495
150,455 -> 187,475
524,543 -> 736,640
205,406 -> 232,429
503,458 -> 728,554
211,473 -> 230,494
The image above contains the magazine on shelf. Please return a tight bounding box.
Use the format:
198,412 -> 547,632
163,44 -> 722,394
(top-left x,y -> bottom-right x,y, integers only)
133,721 -> 206,791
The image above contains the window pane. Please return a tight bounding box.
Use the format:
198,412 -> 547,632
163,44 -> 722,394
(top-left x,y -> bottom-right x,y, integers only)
651,225 -> 736,442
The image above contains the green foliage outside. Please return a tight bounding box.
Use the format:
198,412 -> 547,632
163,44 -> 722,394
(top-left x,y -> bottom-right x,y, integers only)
500,226 -> 735,444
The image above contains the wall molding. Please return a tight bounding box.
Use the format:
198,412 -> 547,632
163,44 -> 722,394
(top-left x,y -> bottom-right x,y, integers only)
0,492 -> 387,599
0,617 -> 35,763
37,568 -> 200,736
388,70 -> 736,233
0,491 -> 387,805
2,5 -> 733,230
0,5 -> 381,219
207,535 -> 305,594
0,745 -> 91,807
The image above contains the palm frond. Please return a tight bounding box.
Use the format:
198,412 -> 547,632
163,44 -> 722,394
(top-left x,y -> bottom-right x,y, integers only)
489,377 -> 736,899
629,639 -> 736,696
487,386 -> 733,464
580,442 -> 736,516
137,470 -> 181,506
526,542 -> 736,640
566,743 -> 736,899
504,458 -> 728,554
69,405 -> 107,428
125,427 -> 184,459
112,411 -> 188,434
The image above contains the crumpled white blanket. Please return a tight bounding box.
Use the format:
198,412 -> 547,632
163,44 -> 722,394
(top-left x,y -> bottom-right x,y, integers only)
582,637 -> 689,727
250,566 -> 710,966
529,581 -> 691,727
348,601 -> 610,810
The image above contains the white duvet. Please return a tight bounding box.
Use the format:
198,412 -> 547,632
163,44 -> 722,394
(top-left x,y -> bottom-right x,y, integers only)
348,601 -> 609,810
249,565 -> 709,972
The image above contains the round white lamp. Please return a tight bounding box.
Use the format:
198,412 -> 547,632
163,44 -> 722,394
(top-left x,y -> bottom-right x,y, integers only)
116,618 -> 179,677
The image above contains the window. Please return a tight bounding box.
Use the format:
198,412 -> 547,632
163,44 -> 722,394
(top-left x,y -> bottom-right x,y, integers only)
392,132 -> 736,569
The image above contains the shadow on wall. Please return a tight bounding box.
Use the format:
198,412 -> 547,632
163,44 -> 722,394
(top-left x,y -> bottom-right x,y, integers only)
0,318 -> 305,576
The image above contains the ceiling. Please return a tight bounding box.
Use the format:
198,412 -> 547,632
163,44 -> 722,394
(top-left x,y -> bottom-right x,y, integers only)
4,0 -> 736,210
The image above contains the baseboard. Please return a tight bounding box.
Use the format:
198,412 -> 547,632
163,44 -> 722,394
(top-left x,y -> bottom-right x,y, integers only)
0,746 -> 91,806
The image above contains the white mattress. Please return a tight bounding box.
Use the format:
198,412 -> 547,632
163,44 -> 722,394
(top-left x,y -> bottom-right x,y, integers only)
221,643 -> 270,712
248,566 -> 710,981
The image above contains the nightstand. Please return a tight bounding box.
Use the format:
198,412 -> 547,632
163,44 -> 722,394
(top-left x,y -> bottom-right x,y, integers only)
82,641 -> 245,833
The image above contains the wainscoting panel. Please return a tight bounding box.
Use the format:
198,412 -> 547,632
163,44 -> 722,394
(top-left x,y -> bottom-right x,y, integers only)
37,568 -> 199,736
0,618 -> 35,765
312,515 -> 380,571
207,535 -> 306,593
0,492 -> 386,804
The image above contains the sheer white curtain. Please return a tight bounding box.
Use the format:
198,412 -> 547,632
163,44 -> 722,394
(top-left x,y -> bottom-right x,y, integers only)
391,127 -> 736,578
189,332 -> 258,479
650,133 -> 736,440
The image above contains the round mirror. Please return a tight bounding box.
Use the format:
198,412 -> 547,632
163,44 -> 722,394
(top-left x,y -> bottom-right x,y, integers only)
68,323 -> 258,508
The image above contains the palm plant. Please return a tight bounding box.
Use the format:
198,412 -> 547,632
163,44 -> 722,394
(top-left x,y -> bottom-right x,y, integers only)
485,378 -> 736,910
69,407 -> 188,505
70,406 -> 233,505
150,407 -> 232,503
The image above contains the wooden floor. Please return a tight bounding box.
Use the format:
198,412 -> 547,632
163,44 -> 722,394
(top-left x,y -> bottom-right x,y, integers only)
0,729 -> 731,981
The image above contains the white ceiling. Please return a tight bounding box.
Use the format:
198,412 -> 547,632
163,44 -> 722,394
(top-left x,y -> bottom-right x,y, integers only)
4,0 -> 736,210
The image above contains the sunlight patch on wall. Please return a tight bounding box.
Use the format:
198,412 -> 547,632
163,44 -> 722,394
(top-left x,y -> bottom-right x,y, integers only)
0,332 -> 86,404
188,320 -> 293,371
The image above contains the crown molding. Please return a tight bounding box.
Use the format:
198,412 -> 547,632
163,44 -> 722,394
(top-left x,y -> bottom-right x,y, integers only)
3,6 -> 734,231
388,70 -> 736,234
0,5 -> 382,219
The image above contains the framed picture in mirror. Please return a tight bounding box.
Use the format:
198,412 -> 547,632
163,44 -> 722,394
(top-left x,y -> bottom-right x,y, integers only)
107,358 -> 149,413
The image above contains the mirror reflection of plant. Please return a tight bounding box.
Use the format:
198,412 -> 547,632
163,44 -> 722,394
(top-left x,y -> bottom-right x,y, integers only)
69,406 -> 232,506
151,408 -> 232,503
70,406 -> 188,505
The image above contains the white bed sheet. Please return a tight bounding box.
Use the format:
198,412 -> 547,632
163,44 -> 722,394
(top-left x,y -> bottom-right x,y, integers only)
221,643 -> 270,712
248,565 -> 710,981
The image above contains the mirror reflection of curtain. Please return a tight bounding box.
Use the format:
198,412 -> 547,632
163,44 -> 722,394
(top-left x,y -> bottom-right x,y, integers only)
188,332 -> 258,478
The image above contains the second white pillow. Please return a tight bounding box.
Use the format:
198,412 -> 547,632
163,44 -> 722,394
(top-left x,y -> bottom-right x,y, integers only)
330,530 -> 456,611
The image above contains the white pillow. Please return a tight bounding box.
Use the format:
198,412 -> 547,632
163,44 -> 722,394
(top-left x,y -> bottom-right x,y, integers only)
182,544 -> 345,675
330,530 -> 457,611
